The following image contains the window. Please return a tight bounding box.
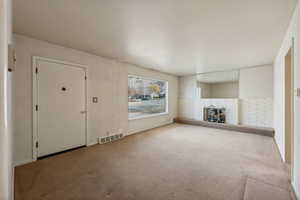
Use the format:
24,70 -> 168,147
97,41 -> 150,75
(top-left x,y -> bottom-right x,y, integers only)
128,75 -> 168,119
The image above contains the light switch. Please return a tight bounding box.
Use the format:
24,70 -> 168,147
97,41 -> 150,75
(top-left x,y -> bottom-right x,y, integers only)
297,88 -> 300,97
92,97 -> 98,103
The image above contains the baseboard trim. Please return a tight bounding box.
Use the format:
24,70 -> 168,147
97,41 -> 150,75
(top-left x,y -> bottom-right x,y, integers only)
291,183 -> 298,200
11,167 -> 15,200
15,142 -> 98,167
87,141 -> 98,146
273,137 -> 285,163
13,159 -> 33,167
126,122 -> 174,136
174,118 -> 274,137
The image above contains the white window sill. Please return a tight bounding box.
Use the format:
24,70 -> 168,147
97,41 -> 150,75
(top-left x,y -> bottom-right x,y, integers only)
128,112 -> 169,121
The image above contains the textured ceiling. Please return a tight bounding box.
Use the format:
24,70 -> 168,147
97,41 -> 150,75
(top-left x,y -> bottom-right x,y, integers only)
13,0 -> 297,75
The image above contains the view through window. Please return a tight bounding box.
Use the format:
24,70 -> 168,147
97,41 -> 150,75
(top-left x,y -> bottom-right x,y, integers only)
128,75 -> 168,119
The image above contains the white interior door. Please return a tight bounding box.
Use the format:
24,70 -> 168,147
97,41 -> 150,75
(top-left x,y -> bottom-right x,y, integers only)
36,59 -> 86,157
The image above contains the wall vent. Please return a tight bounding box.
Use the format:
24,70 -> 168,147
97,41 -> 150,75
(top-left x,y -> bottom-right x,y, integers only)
99,133 -> 124,144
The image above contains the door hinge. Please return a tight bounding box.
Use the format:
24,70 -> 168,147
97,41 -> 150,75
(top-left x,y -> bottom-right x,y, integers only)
8,45 -> 16,72
35,67 -> 38,74
35,105 -> 38,111
13,56 -> 17,65
85,76 -> 87,80
35,141 -> 39,148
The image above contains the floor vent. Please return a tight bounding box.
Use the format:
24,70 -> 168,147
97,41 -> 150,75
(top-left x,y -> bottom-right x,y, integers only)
99,134 -> 124,144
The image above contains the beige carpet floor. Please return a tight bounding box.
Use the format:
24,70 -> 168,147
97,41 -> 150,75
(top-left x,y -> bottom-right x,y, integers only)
15,124 -> 293,200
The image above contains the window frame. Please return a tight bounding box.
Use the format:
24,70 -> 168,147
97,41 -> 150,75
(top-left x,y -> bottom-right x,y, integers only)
128,74 -> 169,121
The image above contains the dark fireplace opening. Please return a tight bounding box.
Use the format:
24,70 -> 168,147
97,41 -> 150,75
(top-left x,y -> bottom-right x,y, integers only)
203,106 -> 226,123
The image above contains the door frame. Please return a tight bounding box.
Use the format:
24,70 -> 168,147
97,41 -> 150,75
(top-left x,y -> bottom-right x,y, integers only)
284,38 -> 295,180
32,56 -> 88,161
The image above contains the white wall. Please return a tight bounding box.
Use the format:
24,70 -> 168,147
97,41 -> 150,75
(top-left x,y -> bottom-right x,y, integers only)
273,1 -> 300,198
239,65 -> 273,127
0,0 -> 13,199
178,76 -> 197,119
13,34 -> 178,165
0,1 -> 8,199
239,65 -> 273,99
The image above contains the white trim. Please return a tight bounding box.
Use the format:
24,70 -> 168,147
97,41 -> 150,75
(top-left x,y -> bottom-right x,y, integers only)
87,141 -> 98,146
11,166 -> 15,200
128,74 -> 168,82
32,56 -> 88,160
13,159 -> 33,167
166,81 -> 169,114
126,122 -> 174,136
292,182 -> 299,200
32,57 -> 38,161
84,69 -> 89,148
33,56 -> 87,69
129,112 -> 169,121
